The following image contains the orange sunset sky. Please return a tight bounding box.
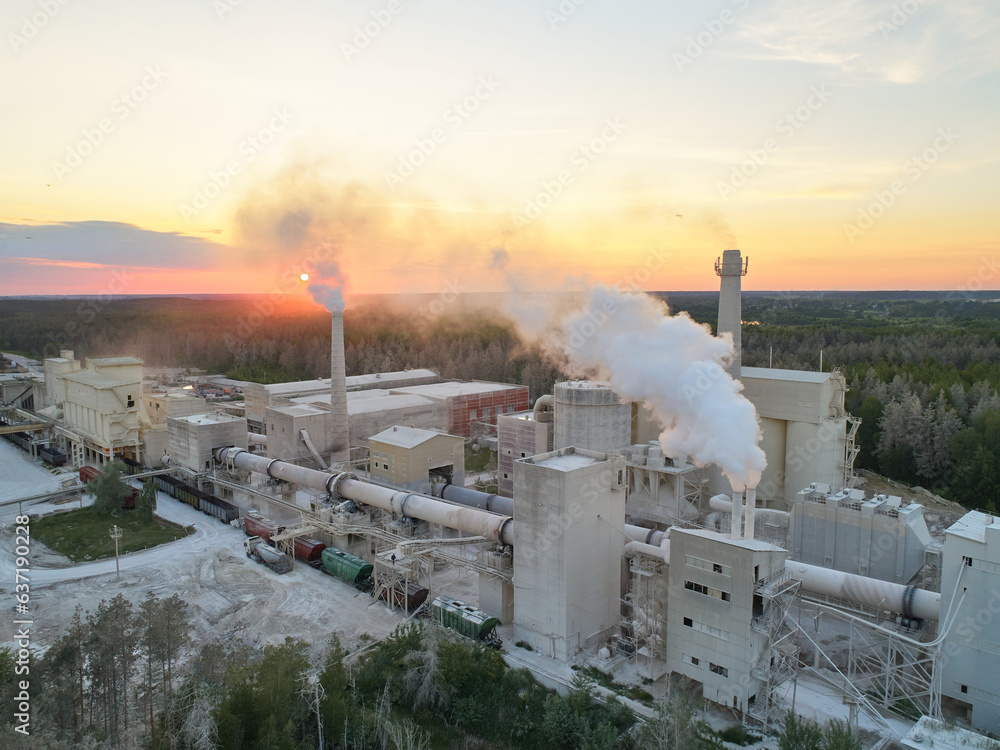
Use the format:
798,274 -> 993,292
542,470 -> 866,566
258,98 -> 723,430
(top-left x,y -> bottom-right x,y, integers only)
2,0 -> 998,297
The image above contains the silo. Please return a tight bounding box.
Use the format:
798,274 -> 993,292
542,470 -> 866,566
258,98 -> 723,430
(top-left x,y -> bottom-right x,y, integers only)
553,380 -> 631,453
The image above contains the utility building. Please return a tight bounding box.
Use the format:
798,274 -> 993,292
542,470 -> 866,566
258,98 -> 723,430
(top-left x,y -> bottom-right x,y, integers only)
167,412 -> 248,472
368,426 -> 465,490
497,404 -> 553,498
61,358 -> 144,464
513,447 -> 626,662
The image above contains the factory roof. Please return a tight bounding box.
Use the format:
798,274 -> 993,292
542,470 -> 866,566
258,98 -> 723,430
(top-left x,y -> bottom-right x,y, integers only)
348,393 -> 439,414
392,381 -> 525,399
268,403 -> 328,417
62,370 -> 136,389
557,379 -> 614,390
87,356 -> 144,367
676,526 -> 785,552
369,425 -> 454,449
346,369 -> 439,389
171,412 -> 245,425
258,378 -> 330,396
741,366 -> 831,383
43,357 -> 73,364
524,447 -> 610,472
946,510 -> 999,544
499,409 -> 537,421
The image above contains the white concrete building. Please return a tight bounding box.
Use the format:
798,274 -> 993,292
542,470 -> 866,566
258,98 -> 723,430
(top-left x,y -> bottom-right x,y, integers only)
512,447 -> 626,662
497,409 -> 553,498
61,360 -> 144,464
167,412 -> 248,472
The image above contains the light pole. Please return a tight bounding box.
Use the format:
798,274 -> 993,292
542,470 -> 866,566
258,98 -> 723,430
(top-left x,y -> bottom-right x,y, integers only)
110,525 -> 122,579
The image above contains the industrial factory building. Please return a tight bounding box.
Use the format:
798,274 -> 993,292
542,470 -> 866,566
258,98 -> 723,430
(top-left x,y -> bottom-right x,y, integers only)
9,249 -> 1000,743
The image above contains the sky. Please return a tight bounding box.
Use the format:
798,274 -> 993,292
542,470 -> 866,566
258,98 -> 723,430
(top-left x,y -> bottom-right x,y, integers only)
2,0 -> 999,298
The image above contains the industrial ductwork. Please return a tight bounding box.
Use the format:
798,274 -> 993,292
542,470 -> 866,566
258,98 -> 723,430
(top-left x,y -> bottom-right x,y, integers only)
532,394 -> 553,423
215,447 -> 513,545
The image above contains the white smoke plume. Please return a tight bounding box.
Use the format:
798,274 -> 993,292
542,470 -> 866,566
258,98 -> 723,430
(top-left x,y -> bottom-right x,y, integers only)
515,285 -> 766,491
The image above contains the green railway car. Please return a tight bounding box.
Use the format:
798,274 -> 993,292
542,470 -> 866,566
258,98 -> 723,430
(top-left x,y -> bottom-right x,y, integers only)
320,548 -> 374,589
430,596 -> 501,647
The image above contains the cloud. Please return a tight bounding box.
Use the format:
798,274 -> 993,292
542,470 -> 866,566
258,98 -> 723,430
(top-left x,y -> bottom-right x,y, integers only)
731,0 -> 1000,83
0,221 -> 235,269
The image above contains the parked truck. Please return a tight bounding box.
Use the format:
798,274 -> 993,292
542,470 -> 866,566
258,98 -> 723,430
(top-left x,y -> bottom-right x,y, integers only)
244,536 -> 293,574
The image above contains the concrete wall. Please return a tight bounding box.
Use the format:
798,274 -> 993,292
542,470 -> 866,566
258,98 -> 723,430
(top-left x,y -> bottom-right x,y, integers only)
42,355 -> 80,407
143,392 -> 208,426
940,512 -> 1000,735
497,411 -> 553,498
62,372 -> 143,459
168,413 -> 248,471
666,528 -> 787,712
513,447 -> 626,662
265,404 -> 331,464
789,485 -> 931,582
553,381 -> 632,453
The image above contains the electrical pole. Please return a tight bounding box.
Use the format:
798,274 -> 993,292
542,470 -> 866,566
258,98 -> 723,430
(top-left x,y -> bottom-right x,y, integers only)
110,525 -> 122,578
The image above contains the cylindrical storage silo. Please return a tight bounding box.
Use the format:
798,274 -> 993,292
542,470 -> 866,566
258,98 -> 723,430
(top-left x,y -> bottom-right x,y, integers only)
553,380 -> 632,453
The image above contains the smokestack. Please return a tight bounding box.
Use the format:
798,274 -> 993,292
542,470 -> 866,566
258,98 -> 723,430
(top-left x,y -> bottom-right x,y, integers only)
730,490 -> 744,539
715,248 -> 747,382
744,486 -> 757,540
330,311 -> 350,466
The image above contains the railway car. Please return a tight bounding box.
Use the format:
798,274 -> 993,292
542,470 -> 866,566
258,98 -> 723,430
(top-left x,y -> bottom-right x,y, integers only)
430,596 -> 502,648
79,465 -> 138,508
291,537 -> 326,565
199,495 -> 239,524
174,483 -> 209,509
119,456 -> 144,475
376,579 -> 429,613
38,446 -> 67,466
243,513 -> 277,543
153,474 -> 183,498
320,548 -> 374,589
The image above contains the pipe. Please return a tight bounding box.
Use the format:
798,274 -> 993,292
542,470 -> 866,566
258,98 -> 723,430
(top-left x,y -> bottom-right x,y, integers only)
745,486 -> 756,541
299,429 -> 326,467
247,432 -> 267,446
710,495 -> 788,525
624,524 -> 667,547
216,447 -> 514,546
786,560 -> 940,621
423,482 -> 513,516
532,394 -> 553,423
731,490 -> 743,539
624,540 -> 670,562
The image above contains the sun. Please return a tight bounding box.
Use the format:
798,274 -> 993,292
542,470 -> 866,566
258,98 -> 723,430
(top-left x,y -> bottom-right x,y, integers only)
299,273 -> 310,282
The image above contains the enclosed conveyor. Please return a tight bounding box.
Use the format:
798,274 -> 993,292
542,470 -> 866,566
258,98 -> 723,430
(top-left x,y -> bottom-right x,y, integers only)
216,447 -> 514,546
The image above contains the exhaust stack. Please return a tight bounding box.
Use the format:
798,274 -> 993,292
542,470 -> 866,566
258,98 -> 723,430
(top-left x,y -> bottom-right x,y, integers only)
330,311 -> 350,465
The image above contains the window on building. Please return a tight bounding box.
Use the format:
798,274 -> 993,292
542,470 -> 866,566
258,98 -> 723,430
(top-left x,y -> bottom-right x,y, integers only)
961,684 -> 968,694
683,617 -> 692,628
722,592 -> 731,602
713,563 -> 723,575
502,473 -> 509,479
520,452 -> 527,458
470,409 -> 477,420
709,663 -> 728,678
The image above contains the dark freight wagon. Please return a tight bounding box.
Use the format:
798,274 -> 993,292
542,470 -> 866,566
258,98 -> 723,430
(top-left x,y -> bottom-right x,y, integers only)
153,474 -> 183,498
320,548 -> 374,589
376,579 -> 429,613
199,495 -> 239,524
38,446 -> 67,466
291,537 -> 326,564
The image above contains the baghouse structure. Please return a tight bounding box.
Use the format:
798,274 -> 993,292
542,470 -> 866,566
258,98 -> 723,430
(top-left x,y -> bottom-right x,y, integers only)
21,248 -> 1000,742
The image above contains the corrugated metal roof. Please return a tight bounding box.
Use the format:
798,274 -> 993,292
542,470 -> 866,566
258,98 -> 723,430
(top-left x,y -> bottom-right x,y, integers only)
369,425 -> 452,449
348,393 -> 438,414
741,366 -> 830,384
392,381 -> 525,399
88,356 -> 144,366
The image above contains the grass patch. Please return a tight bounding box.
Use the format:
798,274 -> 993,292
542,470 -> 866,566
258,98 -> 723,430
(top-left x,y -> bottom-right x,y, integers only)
514,640 -> 533,651
464,446 -> 496,473
32,507 -> 192,562
576,665 -> 655,707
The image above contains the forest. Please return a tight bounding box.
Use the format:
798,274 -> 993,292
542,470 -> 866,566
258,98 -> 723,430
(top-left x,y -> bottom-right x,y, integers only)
3,291 -> 1000,507
0,596 -> 864,750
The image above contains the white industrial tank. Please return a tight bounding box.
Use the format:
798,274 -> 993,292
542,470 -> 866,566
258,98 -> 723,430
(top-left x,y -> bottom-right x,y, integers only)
553,380 -> 631,453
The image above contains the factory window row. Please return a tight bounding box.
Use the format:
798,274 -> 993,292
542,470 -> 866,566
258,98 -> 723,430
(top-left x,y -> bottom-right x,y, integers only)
681,616 -> 729,641
684,580 -> 731,602
683,655 -> 728,678
685,555 -> 731,577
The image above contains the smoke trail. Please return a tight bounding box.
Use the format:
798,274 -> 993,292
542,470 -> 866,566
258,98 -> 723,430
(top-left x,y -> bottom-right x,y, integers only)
308,260 -> 347,312
516,285 -> 765,490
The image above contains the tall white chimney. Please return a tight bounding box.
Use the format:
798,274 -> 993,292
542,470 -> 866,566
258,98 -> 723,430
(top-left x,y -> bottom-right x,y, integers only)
330,311 -> 350,466
715,248 -> 747,383
710,249 -> 748,497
